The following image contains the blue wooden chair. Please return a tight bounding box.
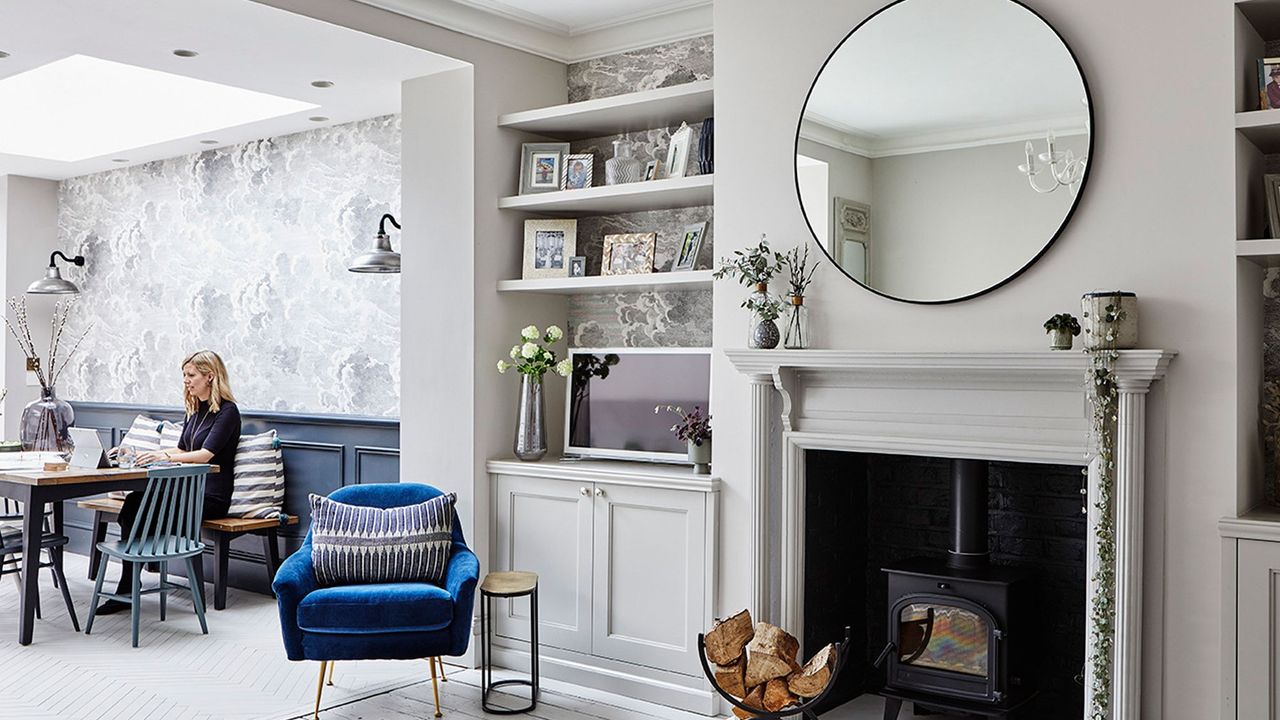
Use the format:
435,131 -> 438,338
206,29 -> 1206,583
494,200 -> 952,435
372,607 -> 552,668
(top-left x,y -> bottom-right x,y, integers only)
85,465 -> 211,648
0,498 -> 78,630
273,483 -> 479,719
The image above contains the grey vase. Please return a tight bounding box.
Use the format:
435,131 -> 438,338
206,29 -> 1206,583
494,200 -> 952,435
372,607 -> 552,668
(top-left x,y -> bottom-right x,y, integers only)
605,139 -> 644,185
751,319 -> 781,350
514,374 -> 547,461
20,386 -> 74,453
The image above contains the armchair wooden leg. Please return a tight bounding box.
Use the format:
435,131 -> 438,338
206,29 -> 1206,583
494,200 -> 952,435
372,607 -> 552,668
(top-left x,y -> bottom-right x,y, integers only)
314,661 -> 329,719
429,657 -> 443,718
436,656 -> 447,682
326,661 -> 335,686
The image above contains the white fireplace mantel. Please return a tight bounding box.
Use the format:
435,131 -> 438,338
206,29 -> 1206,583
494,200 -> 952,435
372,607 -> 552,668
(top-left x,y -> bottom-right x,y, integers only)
725,349 -> 1175,720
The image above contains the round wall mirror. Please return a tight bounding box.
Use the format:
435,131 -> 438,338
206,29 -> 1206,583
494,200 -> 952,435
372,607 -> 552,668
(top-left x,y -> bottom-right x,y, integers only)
794,0 -> 1092,304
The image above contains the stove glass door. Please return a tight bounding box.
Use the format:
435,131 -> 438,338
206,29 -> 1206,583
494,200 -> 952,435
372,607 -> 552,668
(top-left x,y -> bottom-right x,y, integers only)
898,602 -> 989,678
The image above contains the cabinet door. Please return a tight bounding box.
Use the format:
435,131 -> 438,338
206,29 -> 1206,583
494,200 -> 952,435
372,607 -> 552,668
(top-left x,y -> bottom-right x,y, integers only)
493,474 -> 593,654
591,483 -> 706,676
1238,539 -> 1280,719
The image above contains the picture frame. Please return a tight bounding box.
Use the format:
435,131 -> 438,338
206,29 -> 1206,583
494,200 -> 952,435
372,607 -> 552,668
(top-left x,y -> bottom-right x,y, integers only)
1261,58 -> 1280,110
1266,175 -> 1280,238
673,221 -> 707,272
519,142 -> 570,194
523,219 -> 578,278
601,233 -> 657,276
562,153 -> 594,190
568,255 -> 586,278
644,160 -> 659,181
664,123 -> 693,179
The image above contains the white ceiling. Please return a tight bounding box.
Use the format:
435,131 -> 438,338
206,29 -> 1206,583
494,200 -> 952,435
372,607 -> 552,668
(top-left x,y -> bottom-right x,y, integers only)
0,0 -> 464,180
802,0 -> 1089,149
448,0 -> 709,34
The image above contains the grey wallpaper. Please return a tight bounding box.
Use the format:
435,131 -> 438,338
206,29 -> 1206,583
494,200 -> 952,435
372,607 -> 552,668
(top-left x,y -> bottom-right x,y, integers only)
568,35 -> 713,102
568,289 -> 713,348
56,116 -> 401,417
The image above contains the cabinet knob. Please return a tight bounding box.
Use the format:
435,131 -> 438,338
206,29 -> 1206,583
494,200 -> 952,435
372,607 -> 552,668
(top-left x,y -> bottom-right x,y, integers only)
579,487 -> 589,496
595,488 -> 605,498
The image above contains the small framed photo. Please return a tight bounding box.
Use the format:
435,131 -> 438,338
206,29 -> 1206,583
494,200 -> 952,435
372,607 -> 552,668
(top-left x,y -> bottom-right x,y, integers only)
602,233 -> 657,276
644,160 -> 659,181
1261,58 -> 1280,110
673,221 -> 707,272
568,255 -> 586,277
523,219 -> 577,278
1266,175 -> 1280,237
562,154 -> 593,190
664,123 -> 693,179
519,142 -> 570,194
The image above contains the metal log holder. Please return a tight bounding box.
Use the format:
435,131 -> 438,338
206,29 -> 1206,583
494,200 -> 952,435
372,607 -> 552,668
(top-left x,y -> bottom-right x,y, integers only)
697,626 -> 852,720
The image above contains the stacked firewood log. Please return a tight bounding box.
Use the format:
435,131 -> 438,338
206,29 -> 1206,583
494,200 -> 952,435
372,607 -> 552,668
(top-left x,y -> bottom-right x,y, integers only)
704,610 -> 836,717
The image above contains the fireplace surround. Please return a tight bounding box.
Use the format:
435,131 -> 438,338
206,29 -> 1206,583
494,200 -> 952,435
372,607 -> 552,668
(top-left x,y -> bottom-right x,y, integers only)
726,350 -> 1174,720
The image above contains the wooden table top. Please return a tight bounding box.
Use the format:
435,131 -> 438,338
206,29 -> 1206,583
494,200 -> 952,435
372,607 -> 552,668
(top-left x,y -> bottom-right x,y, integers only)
0,464 -> 218,486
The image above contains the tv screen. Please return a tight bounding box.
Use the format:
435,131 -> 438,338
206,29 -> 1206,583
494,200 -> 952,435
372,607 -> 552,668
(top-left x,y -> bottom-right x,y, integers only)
566,349 -> 711,462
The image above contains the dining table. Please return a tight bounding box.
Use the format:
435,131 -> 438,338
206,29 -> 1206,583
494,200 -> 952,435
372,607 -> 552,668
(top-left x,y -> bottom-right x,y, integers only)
0,464 -> 216,645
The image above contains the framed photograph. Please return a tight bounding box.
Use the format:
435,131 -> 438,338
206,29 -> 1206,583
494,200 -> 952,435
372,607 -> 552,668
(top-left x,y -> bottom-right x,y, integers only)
562,153 -> 594,190
568,255 -> 586,278
1266,175 -> 1280,238
523,219 -> 577,278
664,123 -> 693,179
673,221 -> 707,272
519,142 -> 570,194
1261,58 -> 1280,110
644,160 -> 659,181
601,233 -> 657,276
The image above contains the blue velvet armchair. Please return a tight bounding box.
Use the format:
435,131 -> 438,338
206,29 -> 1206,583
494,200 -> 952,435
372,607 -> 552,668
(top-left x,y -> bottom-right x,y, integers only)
273,483 -> 480,719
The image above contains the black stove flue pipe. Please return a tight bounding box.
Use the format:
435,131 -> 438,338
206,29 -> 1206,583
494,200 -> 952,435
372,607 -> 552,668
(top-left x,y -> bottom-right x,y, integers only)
948,459 -> 990,569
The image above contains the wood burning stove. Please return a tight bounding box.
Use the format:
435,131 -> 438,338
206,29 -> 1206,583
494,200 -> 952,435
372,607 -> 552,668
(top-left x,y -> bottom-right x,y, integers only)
876,460 -> 1035,718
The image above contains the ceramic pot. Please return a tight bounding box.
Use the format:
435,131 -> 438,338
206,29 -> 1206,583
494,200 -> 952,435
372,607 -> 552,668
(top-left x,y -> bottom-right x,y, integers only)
1081,291 -> 1138,350
21,386 -> 74,454
688,438 -> 711,475
514,374 -> 547,461
751,320 -> 781,349
1049,329 -> 1074,350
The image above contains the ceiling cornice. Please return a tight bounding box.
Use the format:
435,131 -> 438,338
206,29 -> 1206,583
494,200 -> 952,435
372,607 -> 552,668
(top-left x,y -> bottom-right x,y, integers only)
352,0 -> 712,64
800,114 -> 1088,159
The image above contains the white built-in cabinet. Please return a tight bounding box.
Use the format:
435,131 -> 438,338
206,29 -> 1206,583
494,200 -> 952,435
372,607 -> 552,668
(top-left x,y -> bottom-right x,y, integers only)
1220,512 -> 1280,718
487,459 -> 719,715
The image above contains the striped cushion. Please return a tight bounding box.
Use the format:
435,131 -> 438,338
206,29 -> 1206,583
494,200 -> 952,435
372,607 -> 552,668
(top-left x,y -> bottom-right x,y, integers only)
120,415 -> 163,452
309,492 -> 455,587
228,430 -> 285,519
159,420 -> 184,449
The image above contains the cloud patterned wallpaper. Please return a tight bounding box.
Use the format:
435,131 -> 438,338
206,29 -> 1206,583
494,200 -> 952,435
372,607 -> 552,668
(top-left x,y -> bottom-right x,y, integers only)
55,115 -> 401,417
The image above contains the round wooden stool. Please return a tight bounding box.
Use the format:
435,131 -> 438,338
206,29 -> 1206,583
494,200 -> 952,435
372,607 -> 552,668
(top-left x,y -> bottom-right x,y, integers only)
479,571 -> 539,714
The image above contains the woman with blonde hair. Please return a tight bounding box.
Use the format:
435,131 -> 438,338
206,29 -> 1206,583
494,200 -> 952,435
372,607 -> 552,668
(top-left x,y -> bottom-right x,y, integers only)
96,350 -> 242,615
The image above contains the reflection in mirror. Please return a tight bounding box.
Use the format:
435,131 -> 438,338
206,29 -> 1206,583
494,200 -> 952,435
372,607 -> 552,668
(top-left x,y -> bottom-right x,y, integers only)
795,0 -> 1091,303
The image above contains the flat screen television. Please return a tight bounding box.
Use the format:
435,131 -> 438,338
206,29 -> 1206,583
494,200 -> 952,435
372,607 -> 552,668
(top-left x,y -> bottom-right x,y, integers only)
564,347 -> 711,463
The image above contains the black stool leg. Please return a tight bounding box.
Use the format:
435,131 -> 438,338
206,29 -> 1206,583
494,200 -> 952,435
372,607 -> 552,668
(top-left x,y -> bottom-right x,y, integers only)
530,586 -> 539,708
261,529 -> 281,592
213,531 -> 229,611
480,591 -> 489,707
480,588 -> 537,715
87,511 -> 107,581
883,697 -> 903,720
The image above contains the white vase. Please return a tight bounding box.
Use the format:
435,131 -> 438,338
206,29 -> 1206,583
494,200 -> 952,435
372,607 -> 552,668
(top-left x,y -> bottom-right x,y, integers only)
688,438 -> 711,474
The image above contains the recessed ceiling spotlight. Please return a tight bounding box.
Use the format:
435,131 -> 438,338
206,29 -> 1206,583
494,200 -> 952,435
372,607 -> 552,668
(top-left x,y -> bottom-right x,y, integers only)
309,116 -> 329,122
173,49 -> 198,58
310,80 -> 334,88
0,51 -> 10,60
111,158 -> 128,163
199,139 -> 219,144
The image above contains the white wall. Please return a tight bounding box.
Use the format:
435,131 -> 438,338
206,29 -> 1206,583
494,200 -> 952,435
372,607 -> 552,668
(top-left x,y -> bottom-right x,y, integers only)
0,176 -> 60,441
714,2 -> 1232,719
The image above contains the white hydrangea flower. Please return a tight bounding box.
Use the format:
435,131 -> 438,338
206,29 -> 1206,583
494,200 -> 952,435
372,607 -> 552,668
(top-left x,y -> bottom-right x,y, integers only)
497,360 -> 510,373
546,325 -> 564,342
521,325 -> 540,341
510,345 -> 521,360
554,358 -> 573,377
521,342 -> 539,359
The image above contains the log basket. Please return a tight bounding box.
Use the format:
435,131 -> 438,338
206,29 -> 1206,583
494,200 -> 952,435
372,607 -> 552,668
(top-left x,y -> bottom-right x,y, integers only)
696,626 -> 852,720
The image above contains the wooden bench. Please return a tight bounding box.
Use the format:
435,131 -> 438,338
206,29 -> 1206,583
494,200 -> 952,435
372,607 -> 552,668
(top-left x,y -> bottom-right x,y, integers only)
77,497 -> 298,611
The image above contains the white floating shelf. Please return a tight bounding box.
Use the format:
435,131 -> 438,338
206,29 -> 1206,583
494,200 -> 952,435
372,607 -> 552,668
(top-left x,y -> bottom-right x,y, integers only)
1237,238 -> 1280,266
498,80 -> 713,139
1236,109 -> 1280,152
498,174 -> 713,214
497,270 -> 714,295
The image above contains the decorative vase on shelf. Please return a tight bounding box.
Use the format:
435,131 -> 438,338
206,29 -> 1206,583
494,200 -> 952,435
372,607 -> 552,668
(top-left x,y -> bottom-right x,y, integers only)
605,139 -> 644,186
783,295 -> 809,349
688,438 -> 711,475
1081,291 -> 1138,350
20,386 -> 74,454
514,374 -> 547,461
746,282 -> 780,349
1049,329 -> 1074,350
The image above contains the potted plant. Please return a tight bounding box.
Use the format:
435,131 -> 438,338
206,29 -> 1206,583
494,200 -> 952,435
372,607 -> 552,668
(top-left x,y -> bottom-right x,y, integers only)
1043,312 -> 1081,350
781,244 -> 820,349
3,296 -> 92,453
655,404 -> 712,474
497,324 -> 573,461
714,235 -> 786,348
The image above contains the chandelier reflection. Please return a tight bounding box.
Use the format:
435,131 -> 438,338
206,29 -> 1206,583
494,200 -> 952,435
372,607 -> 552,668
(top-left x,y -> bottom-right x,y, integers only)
1018,128 -> 1087,195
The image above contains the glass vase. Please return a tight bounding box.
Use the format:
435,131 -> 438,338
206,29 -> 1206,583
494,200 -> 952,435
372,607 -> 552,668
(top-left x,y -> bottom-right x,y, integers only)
783,295 -> 810,349
20,386 -> 75,454
605,139 -> 644,185
514,374 -> 547,461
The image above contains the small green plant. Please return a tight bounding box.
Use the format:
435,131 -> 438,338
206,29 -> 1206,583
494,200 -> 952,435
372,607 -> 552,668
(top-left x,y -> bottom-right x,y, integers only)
745,294 -> 782,322
713,234 -> 786,289
654,405 -> 711,446
1043,313 -> 1081,336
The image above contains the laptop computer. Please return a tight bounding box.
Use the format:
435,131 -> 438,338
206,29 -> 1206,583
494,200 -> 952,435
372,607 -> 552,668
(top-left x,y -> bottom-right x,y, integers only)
68,427 -> 115,469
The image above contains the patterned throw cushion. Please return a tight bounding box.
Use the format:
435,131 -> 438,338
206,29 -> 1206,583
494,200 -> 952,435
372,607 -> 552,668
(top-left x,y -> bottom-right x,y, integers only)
159,420 -> 184,449
120,415 -> 164,452
309,492 -> 456,587
228,430 -> 285,519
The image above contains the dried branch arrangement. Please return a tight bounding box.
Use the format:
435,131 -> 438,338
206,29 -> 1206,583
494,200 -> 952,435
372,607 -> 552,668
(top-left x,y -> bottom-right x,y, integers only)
3,296 -> 93,390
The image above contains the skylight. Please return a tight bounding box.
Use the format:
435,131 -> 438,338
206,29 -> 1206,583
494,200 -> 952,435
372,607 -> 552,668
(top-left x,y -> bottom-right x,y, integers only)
0,55 -> 319,162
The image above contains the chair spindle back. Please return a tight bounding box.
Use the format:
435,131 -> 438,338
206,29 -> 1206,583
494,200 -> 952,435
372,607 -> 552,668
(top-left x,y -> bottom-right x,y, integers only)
123,465 -> 209,557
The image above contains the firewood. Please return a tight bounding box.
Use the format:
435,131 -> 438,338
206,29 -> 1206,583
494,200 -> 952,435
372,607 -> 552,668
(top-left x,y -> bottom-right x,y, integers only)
763,678 -> 797,712
744,622 -> 800,688
713,657 -> 746,699
706,609 -> 754,665
788,643 -> 835,698
731,684 -> 765,719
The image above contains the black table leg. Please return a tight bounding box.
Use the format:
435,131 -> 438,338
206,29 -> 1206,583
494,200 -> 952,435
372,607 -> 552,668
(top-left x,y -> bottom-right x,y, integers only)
883,697 -> 903,720
261,529 -> 281,586
18,487 -> 44,645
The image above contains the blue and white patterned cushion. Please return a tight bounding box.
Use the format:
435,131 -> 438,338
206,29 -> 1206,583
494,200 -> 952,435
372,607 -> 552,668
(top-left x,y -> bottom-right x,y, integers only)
228,430 -> 285,519
309,492 -> 455,587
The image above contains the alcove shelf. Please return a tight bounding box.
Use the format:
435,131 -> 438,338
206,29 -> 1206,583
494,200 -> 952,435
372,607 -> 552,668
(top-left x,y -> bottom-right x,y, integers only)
497,270 -> 714,295
497,80 -> 713,139
1236,110 -> 1280,152
1237,238 -> 1280,265
497,174 -> 713,214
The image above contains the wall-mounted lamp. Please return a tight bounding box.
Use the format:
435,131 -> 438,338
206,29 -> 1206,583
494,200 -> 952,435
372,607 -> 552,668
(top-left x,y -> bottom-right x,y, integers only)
348,213 -> 401,274
28,251 -> 85,294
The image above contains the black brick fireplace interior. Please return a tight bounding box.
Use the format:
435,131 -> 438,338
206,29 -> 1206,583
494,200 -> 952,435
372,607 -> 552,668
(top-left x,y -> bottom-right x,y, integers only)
803,451 -> 1086,718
